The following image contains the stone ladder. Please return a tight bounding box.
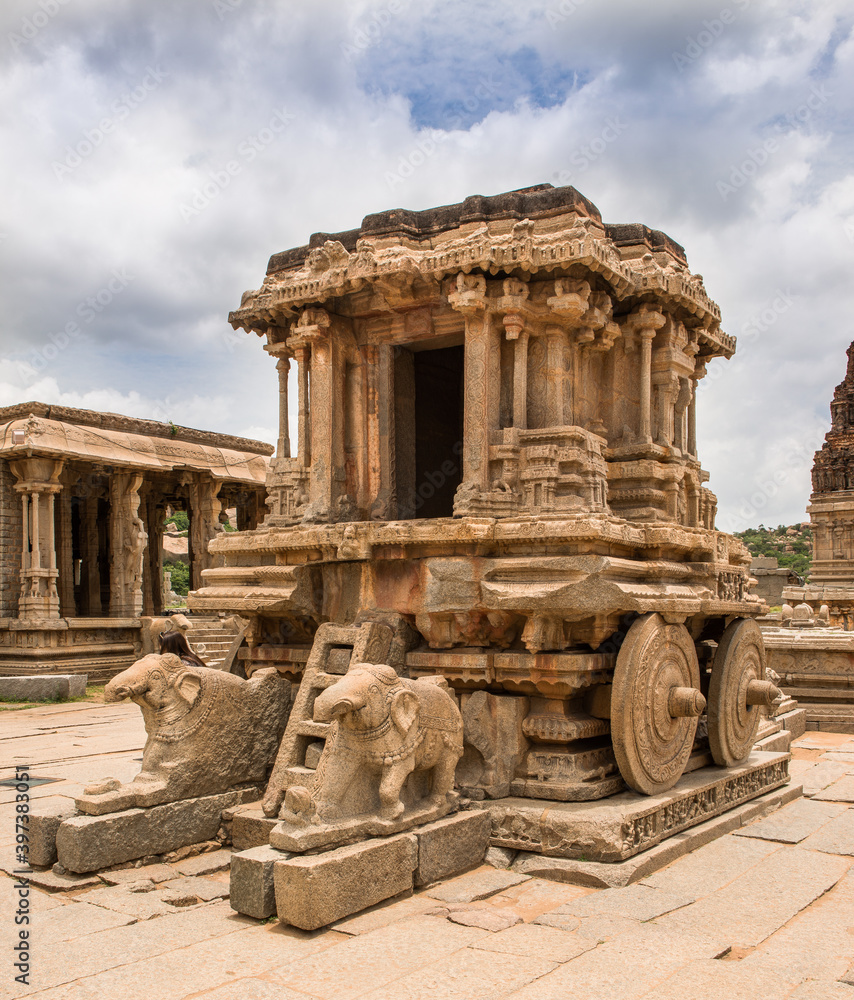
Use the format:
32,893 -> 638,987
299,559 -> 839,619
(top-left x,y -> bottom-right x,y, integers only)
261,621 -> 394,816
183,615 -> 239,670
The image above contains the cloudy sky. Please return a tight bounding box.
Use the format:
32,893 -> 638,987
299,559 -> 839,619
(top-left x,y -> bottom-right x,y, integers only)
0,0 -> 852,531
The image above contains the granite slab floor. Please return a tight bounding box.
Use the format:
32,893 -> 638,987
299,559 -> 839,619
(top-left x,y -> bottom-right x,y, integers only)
3,703 -> 854,999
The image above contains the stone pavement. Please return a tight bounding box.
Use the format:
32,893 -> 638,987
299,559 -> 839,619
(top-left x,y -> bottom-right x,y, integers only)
4,704 -> 854,998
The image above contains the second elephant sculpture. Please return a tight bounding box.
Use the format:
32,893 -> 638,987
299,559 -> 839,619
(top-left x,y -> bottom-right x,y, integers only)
274,662 -> 464,848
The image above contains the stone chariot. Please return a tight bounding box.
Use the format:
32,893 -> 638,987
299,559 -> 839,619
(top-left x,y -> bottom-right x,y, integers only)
191,183 -> 781,821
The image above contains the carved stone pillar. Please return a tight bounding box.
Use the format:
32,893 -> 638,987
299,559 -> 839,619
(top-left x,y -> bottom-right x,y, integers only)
449,273 -> 494,495
144,498 -> 165,616
109,471 -> 146,618
544,327 -> 566,427
510,329 -> 529,430
81,495 -> 102,616
10,457 -> 64,620
638,329 -> 656,445
688,361 -> 706,458
625,306 -> 666,447
188,474 -> 223,592
56,487 -> 75,617
276,356 -> 291,459
294,344 -> 311,466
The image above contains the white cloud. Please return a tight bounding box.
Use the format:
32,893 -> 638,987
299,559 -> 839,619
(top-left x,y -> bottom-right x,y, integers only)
1,0 -> 853,529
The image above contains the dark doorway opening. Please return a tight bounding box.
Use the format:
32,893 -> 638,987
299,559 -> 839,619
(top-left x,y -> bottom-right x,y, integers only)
412,344 -> 464,519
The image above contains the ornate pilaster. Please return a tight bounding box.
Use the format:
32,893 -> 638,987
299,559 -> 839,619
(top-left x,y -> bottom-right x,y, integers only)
276,356 -> 291,459
10,457 -> 64,620
188,474 -> 223,592
109,471 -> 146,617
449,273 -> 494,499
625,305 -> 666,446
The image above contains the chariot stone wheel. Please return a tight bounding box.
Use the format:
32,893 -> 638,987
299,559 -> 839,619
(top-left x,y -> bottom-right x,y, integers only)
611,613 -> 705,795
708,618 -> 775,767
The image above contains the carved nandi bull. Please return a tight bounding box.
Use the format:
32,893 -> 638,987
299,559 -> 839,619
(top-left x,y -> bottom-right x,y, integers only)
78,654 -> 291,813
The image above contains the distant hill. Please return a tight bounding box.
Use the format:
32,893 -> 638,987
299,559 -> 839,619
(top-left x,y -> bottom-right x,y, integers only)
735,523 -> 812,581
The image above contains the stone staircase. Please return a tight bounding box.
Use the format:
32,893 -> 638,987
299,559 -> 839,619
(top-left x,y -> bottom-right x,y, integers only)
183,615 -> 241,671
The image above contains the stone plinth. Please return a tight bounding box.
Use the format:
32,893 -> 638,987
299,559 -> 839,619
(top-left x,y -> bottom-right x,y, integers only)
484,751 -> 790,863
55,790 -> 243,872
764,625 -> 854,731
273,833 -> 418,930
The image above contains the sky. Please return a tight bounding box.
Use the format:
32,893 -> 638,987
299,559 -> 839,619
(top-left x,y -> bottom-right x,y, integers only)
0,0 -> 852,532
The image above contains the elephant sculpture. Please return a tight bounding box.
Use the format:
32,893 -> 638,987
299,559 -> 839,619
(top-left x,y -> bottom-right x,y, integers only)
300,662 -> 464,824
78,653 -> 290,813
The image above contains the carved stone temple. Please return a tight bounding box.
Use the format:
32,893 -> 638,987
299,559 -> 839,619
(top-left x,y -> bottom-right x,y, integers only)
0,403 -> 269,678
188,184 -> 789,919
785,342 -> 854,625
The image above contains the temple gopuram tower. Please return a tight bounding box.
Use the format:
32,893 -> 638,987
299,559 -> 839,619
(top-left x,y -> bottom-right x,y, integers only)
785,342 -> 854,623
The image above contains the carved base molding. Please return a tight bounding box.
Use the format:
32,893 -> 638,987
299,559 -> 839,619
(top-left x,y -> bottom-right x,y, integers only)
485,750 -> 790,862
0,618 -> 142,683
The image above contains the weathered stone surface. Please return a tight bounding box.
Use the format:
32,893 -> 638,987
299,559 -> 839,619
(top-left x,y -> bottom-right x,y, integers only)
532,910 -> 582,932
36,899 -> 136,942
330,895 -> 438,935
447,907 -> 522,931
492,923 -> 728,1000
56,790 -> 241,873
800,808 -> 854,855
640,831 -> 779,897
271,914 -> 492,999
161,875 -> 229,901
75,656 -> 290,814
231,805 -> 279,851
485,846 -> 517,869
82,882 -> 178,919
171,849 -> 231,876
355,946 -> 557,1000
654,845 -> 849,947
473,921 -> 595,963
273,834 -> 417,930
229,845 -> 291,919
98,863 -> 177,884
458,691 -> 529,798
0,674 -> 86,701
800,760 -> 853,796
814,774 -> 854,802
489,752 -> 790,862
779,706 -> 808,740
23,869 -> 102,892
425,867 -> 530,903
543,884 -> 692,922
414,809 -> 490,886
734,798 -> 847,843
28,795 -> 77,867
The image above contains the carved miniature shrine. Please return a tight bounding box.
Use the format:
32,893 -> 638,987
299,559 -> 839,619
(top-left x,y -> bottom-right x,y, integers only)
189,184 -> 788,901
